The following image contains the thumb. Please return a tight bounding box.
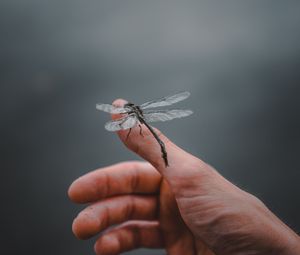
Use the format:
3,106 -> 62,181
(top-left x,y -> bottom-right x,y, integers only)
111,99 -> 211,193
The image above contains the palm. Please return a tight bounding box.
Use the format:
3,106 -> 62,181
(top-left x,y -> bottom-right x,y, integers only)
158,179 -> 214,255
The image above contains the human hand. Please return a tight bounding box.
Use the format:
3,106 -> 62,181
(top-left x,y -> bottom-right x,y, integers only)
68,99 -> 300,255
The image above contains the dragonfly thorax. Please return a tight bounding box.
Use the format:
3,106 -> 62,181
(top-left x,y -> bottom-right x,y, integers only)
124,102 -> 134,107
125,103 -> 144,117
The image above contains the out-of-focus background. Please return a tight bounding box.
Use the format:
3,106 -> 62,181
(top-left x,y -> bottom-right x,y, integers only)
1,1 -> 299,254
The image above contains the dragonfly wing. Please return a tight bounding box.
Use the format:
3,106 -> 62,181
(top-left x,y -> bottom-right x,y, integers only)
143,109 -> 193,122
105,114 -> 138,131
140,91 -> 190,109
96,103 -> 128,114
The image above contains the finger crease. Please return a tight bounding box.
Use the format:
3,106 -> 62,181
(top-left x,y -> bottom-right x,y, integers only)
103,171 -> 111,198
132,225 -> 141,247
101,205 -> 110,231
126,196 -> 135,220
131,166 -> 140,192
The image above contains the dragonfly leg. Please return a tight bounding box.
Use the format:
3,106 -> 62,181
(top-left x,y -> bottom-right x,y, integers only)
138,124 -> 144,137
126,128 -> 132,140
158,139 -> 169,167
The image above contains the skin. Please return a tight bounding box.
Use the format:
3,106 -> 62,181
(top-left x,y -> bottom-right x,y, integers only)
68,99 -> 300,255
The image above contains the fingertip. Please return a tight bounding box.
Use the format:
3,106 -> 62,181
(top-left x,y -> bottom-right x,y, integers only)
112,98 -> 127,107
68,181 -> 76,200
67,180 -> 78,202
68,179 -> 86,203
94,234 -> 120,255
72,213 -> 100,240
72,218 -> 81,239
110,98 -> 128,121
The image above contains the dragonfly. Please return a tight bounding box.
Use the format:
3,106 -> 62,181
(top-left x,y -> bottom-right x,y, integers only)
96,91 -> 193,167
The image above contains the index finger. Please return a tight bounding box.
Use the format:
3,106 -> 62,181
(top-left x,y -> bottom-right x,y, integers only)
68,161 -> 162,203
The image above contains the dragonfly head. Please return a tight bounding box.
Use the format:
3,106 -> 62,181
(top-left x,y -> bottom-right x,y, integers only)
124,102 -> 134,107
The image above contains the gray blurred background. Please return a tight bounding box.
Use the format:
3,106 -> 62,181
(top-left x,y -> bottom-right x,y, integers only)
1,1 -> 300,254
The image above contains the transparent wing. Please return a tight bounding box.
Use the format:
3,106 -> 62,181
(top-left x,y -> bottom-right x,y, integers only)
105,114 -> 138,131
96,103 -> 128,114
143,109 -> 193,122
140,91 -> 190,110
